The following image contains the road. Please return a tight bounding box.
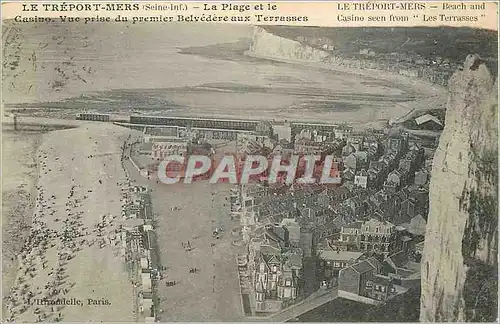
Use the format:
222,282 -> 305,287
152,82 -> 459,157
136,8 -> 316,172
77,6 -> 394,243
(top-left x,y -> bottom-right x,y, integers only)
257,288 -> 339,322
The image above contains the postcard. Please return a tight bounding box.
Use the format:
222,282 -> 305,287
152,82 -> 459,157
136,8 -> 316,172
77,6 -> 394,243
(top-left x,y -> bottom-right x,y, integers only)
2,1 -> 498,322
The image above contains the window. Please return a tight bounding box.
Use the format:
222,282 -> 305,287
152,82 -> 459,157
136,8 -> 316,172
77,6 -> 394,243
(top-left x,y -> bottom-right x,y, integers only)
381,286 -> 386,293
376,227 -> 379,233
366,281 -> 373,288
374,285 -> 380,291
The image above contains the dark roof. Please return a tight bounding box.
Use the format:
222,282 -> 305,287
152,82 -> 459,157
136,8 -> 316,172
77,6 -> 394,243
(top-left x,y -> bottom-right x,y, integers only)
344,221 -> 363,229
265,227 -> 286,244
365,257 -> 381,269
352,259 -> 377,274
285,223 -> 301,242
263,253 -> 280,266
142,231 -> 156,251
145,126 -> 178,137
273,226 -> 287,241
386,251 -> 408,268
289,252 -> 303,269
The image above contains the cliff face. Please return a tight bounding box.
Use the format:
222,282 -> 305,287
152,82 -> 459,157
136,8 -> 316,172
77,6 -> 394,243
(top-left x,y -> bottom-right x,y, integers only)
247,26 -> 330,62
420,55 -> 498,322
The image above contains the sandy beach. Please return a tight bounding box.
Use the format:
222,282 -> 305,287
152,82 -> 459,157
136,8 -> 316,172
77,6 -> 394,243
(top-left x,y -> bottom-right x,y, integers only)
2,131 -> 42,318
125,145 -> 245,321
3,22 -> 446,130
3,123 -> 134,322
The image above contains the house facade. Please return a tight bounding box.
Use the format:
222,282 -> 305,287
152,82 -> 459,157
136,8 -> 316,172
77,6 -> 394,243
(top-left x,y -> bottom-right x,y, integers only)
338,257 -> 397,303
334,219 -> 399,257
318,250 -> 364,285
151,139 -> 188,160
253,252 -> 301,313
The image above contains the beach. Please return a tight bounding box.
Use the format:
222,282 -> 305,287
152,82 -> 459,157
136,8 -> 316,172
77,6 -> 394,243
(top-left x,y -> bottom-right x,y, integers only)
3,23 -> 446,129
125,145 -> 245,321
2,131 -> 42,318
3,123 -> 135,322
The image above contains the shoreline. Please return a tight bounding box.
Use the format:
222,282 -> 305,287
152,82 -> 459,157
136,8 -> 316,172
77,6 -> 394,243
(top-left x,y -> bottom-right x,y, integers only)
244,50 -> 447,98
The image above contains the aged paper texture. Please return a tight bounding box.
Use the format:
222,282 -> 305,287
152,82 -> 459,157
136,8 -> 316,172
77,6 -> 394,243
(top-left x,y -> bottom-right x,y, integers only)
1,1 -> 498,323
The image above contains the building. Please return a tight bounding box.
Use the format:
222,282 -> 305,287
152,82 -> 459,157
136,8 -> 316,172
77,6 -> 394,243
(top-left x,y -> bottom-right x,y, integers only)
130,115 -> 259,131
359,219 -> 398,257
141,270 -> 152,294
386,169 -> 403,190
385,136 -> 406,155
237,133 -> 274,155
406,214 -> 427,237
143,126 -> 179,143
290,122 -> 352,142
342,143 -> 356,157
282,219 -> 301,247
77,113 -> 110,122
354,169 -> 369,188
344,151 -> 368,171
318,250 -> 364,283
252,249 -> 303,313
347,135 -> 364,152
338,257 -> 381,295
380,251 -> 420,280
338,257 -> 398,303
151,138 -> 188,160
294,138 -> 323,154
193,127 -> 248,140
255,120 -> 274,137
365,274 -> 397,301
414,170 -> 429,186
336,221 -> 363,250
334,219 -> 399,257
334,126 -> 352,140
414,114 -> 444,130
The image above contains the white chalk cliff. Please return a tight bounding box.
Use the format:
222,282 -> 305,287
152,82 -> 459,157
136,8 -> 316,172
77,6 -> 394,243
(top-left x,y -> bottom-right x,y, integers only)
247,26 -> 329,62
420,55 -> 498,321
